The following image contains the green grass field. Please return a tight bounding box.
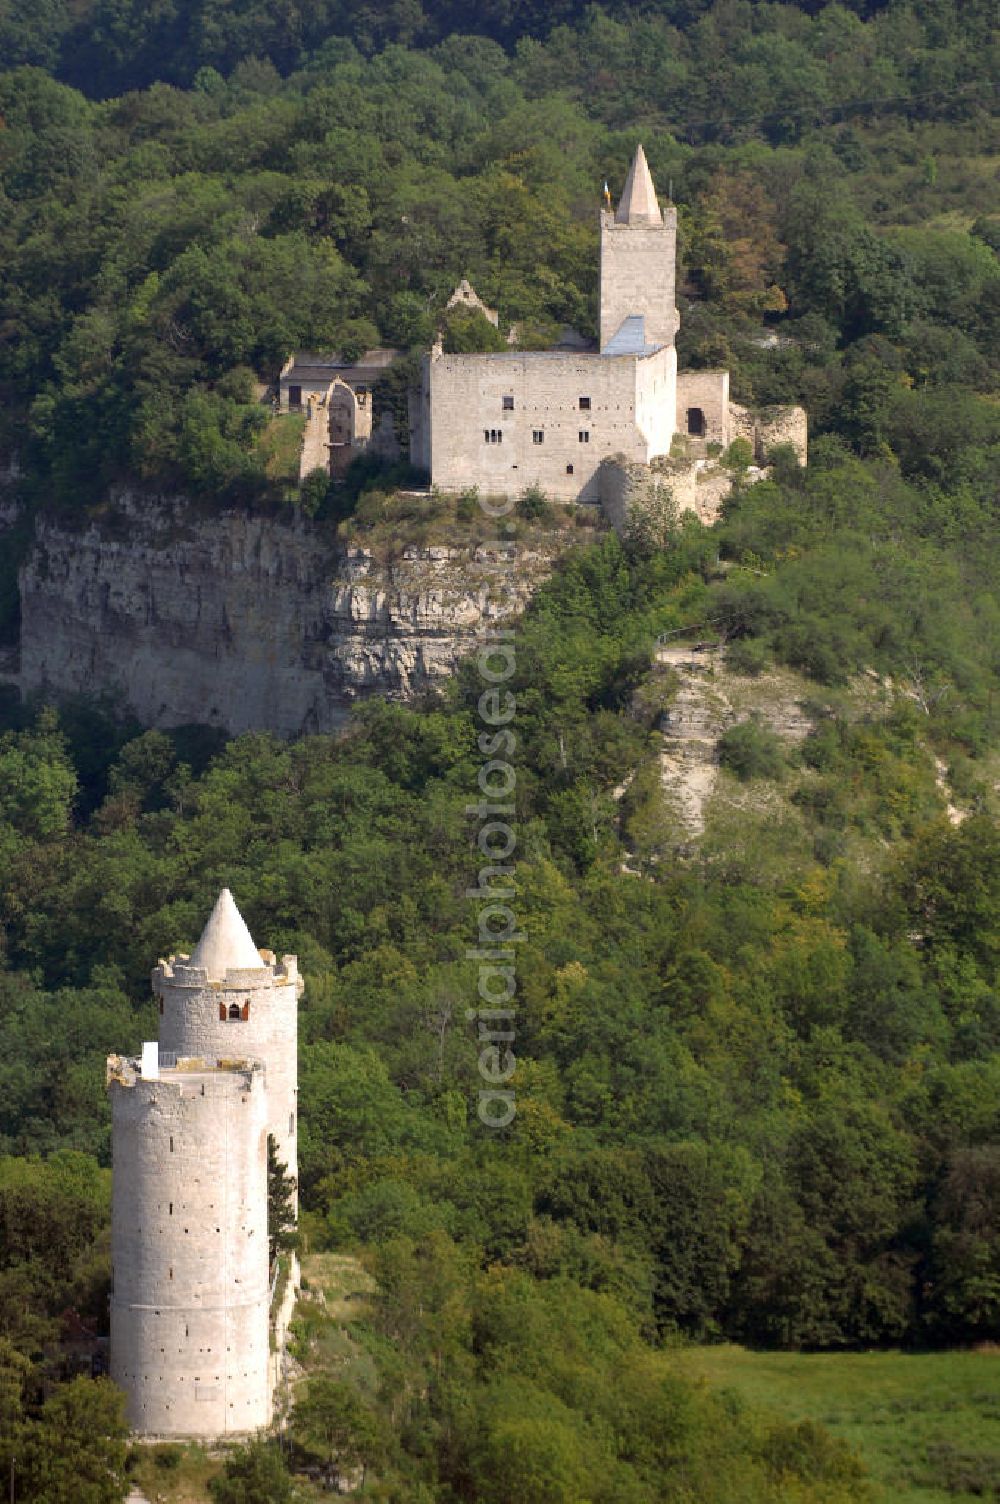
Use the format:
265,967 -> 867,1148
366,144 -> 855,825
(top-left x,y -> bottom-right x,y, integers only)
255,411 -> 306,486
674,1345 -> 1000,1503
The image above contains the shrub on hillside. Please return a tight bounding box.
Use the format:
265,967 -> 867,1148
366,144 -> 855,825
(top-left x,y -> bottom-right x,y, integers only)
718,718 -> 785,780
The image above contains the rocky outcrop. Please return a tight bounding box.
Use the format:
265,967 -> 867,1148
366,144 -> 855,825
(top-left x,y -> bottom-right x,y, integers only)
17,494 -> 564,735
656,643 -> 815,833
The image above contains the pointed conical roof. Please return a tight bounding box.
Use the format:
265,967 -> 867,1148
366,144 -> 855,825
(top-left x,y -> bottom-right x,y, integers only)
189,889 -> 264,978
615,144 -> 663,226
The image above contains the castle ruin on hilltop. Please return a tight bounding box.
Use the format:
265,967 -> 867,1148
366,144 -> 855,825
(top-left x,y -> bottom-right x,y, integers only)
281,146 -> 806,525
412,144 -> 807,518
106,889 -> 300,1437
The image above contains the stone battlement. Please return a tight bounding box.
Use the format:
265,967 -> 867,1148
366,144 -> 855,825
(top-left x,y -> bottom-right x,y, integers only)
107,1053 -> 262,1088
153,950 -> 299,992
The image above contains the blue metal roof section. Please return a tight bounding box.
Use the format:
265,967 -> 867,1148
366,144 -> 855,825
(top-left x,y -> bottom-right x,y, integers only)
602,316 -> 661,356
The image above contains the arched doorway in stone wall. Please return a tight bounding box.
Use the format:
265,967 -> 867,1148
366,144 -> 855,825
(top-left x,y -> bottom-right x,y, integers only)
327,380 -> 358,476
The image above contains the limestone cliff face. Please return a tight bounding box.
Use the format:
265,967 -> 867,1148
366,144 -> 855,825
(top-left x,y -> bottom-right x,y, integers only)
18,495 -> 560,735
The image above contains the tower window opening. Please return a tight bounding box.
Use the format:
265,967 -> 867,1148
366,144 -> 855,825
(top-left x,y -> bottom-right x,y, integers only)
169,1137 -> 173,1153
228,1002 -> 241,1020
532,430 -> 544,444
579,430 -> 590,443
502,395 -> 514,411
566,464 -> 574,475
579,396 -> 591,410
169,1202 -> 173,1216
289,1112 -> 295,1135
687,407 -> 706,437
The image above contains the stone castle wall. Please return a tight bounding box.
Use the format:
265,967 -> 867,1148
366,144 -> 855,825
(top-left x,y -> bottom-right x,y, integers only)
299,403 -> 328,479
600,453 -> 733,536
676,370 -> 731,448
756,405 -> 808,463
110,1063 -> 270,1437
730,402 -> 808,464
425,346 -> 674,502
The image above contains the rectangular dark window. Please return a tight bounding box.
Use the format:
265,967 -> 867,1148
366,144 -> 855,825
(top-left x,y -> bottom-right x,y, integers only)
288,385 -> 302,408
502,395 -> 515,411
579,430 -> 590,443
532,430 -> 544,444
579,396 -> 591,410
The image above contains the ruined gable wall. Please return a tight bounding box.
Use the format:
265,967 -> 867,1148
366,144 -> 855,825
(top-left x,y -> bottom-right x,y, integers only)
600,453 -> 736,534
756,405 -> 808,463
728,402 -> 807,464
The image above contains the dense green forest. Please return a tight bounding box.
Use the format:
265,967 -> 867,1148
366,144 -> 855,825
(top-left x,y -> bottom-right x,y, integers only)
1,0 -> 1000,1498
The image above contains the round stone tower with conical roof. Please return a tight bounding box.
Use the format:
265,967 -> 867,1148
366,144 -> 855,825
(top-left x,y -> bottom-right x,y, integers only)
153,889 -> 301,1189
108,890 -> 302,1439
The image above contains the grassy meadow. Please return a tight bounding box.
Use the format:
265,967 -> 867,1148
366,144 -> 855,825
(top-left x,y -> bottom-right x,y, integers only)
676,1345 -> 1000,1503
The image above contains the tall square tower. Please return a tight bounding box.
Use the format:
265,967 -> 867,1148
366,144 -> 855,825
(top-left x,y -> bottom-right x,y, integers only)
599,145 -> 679,353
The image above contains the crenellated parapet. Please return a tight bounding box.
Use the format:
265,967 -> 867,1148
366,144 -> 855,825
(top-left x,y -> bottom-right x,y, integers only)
153,951 -> 301,993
